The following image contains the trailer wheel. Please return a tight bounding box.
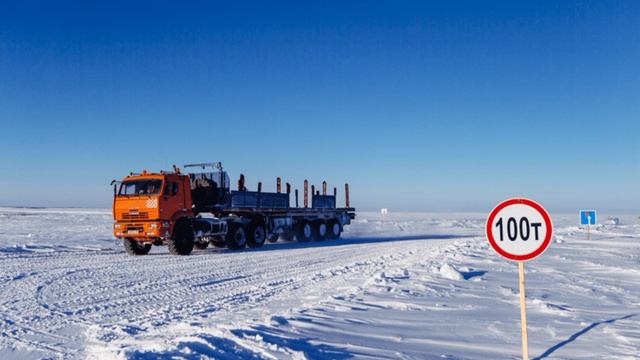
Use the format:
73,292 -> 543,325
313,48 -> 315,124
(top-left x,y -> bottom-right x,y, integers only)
327,220 -> 341,240
194,240 -> 209,250
267,234 -> 279,243
167,221 -> 194,255
226,223 -> 248,249
312,220 -> 328,241
295,221 -> 313,242
247,223 -> 266,248
123,238 -> 151,255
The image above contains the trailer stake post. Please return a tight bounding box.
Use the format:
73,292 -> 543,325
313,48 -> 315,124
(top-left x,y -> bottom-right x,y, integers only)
257,182 -> 262,193
304,180 -> 309,208
295,189 -> 299,208
322,181 -> 327,195
345,183 -> 350,208
238,174 -> 245,191
277,177 -> 281,193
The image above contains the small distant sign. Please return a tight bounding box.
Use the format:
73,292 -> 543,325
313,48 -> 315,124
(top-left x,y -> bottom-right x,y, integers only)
580,210 -> 596,225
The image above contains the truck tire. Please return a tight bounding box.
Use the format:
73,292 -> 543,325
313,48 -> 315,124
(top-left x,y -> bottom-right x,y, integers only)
194,240 -> 209,250
123,238 -> 151,255
226,223 -> 248,249
267,234 -> 279,243
247,223 -> 266,248
167,221 -> 194,255
327,220 -> 341,240
295,221 -> 313,242
312,220 -> 328,241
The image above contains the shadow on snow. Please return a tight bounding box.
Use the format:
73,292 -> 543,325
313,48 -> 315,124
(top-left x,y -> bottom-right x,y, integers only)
127,334 -> 264,360
139,233 -> 474,256
126,327 -> 354,359
533,314 -> 636,360
194,233 -> 477,256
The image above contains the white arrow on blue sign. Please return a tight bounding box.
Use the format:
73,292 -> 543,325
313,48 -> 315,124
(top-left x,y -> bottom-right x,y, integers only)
579,210 -> 597,225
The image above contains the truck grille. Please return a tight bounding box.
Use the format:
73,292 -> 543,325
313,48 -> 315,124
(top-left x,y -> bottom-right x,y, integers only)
125,225 -> 144,233
122,212 -> 149,220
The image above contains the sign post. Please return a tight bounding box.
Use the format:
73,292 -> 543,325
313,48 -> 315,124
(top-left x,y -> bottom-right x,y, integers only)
518,261 -> 528,359
486,198 -> 553,360
579,210 -> 596,240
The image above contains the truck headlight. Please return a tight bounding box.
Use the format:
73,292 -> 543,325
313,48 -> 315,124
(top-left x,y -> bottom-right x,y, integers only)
150,223 -> 158,229
162,222 -> 170,228
114,224 -> 121,228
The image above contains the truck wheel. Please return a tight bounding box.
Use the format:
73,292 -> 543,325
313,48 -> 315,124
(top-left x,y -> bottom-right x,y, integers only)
167,222 -> 194,255
210,236 -> 226,248
295,221 -> 313,242
327,220 -> 341,240
247,223 -> 266,248
226,223 -> 248,249
123,238 -> 151,255
194,240 -> 209,250
312,220 -> 328,241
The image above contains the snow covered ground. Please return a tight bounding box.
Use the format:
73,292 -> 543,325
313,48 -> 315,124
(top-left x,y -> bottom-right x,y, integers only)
0,207 -> 638,359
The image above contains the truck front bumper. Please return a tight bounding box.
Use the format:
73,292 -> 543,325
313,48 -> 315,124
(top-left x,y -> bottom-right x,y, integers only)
114,221 -> 170,240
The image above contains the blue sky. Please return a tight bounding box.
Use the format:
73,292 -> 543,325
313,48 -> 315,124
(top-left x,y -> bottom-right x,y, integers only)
1,1 -> 638,212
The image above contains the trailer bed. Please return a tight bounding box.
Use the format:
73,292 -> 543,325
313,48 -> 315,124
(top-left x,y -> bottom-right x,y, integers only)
218,207 -> 356,217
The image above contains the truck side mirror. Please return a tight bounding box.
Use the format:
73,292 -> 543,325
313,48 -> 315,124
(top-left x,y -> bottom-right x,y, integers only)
110,180 -> 117,197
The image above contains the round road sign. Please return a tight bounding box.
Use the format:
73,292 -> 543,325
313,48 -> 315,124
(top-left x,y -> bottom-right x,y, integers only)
486,198 -> 553,261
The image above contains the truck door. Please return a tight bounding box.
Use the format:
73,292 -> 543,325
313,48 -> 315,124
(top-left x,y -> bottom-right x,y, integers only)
161,176 -> 186,220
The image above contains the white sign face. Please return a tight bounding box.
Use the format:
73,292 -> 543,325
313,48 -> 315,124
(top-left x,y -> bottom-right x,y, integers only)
486,198 -> 553,262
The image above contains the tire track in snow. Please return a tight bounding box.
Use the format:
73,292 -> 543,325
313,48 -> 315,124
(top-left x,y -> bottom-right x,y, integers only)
0,235 -> 457,358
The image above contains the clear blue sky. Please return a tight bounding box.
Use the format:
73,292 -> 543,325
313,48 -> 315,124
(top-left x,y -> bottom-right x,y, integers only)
1,1 -> 638,213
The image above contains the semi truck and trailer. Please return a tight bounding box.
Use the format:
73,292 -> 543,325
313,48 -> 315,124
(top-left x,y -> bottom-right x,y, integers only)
111,162 -> 355,255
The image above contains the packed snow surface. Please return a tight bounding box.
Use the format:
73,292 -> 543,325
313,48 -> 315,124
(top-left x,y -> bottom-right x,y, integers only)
0,207 -> 638,359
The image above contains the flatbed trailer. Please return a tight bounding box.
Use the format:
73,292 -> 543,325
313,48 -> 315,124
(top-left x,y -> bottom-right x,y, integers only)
112,162 -> 356,255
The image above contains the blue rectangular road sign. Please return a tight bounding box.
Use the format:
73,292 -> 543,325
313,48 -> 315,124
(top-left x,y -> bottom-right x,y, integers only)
580,210 -> 597,225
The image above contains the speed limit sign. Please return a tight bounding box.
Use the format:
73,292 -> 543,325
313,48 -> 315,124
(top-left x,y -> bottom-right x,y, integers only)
486,198 -> 553,360
486,198 -> 553,262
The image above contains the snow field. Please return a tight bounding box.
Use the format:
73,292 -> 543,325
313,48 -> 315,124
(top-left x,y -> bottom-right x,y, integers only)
0,208 -> 638,359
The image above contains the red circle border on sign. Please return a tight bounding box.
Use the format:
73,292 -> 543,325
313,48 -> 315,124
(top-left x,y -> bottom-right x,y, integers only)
485,198 -> 554,262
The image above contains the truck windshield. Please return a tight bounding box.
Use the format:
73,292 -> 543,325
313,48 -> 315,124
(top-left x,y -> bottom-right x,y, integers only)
119,179 -> 163,196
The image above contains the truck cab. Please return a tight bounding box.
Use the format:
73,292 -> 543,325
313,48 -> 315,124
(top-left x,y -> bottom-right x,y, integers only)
113,170 -> 194,242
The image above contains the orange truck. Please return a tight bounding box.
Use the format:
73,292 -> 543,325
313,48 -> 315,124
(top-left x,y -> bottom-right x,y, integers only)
112,162 -> 355,255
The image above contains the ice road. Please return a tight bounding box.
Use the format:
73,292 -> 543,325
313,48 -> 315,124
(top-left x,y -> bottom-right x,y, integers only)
0,208 -> 638,359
